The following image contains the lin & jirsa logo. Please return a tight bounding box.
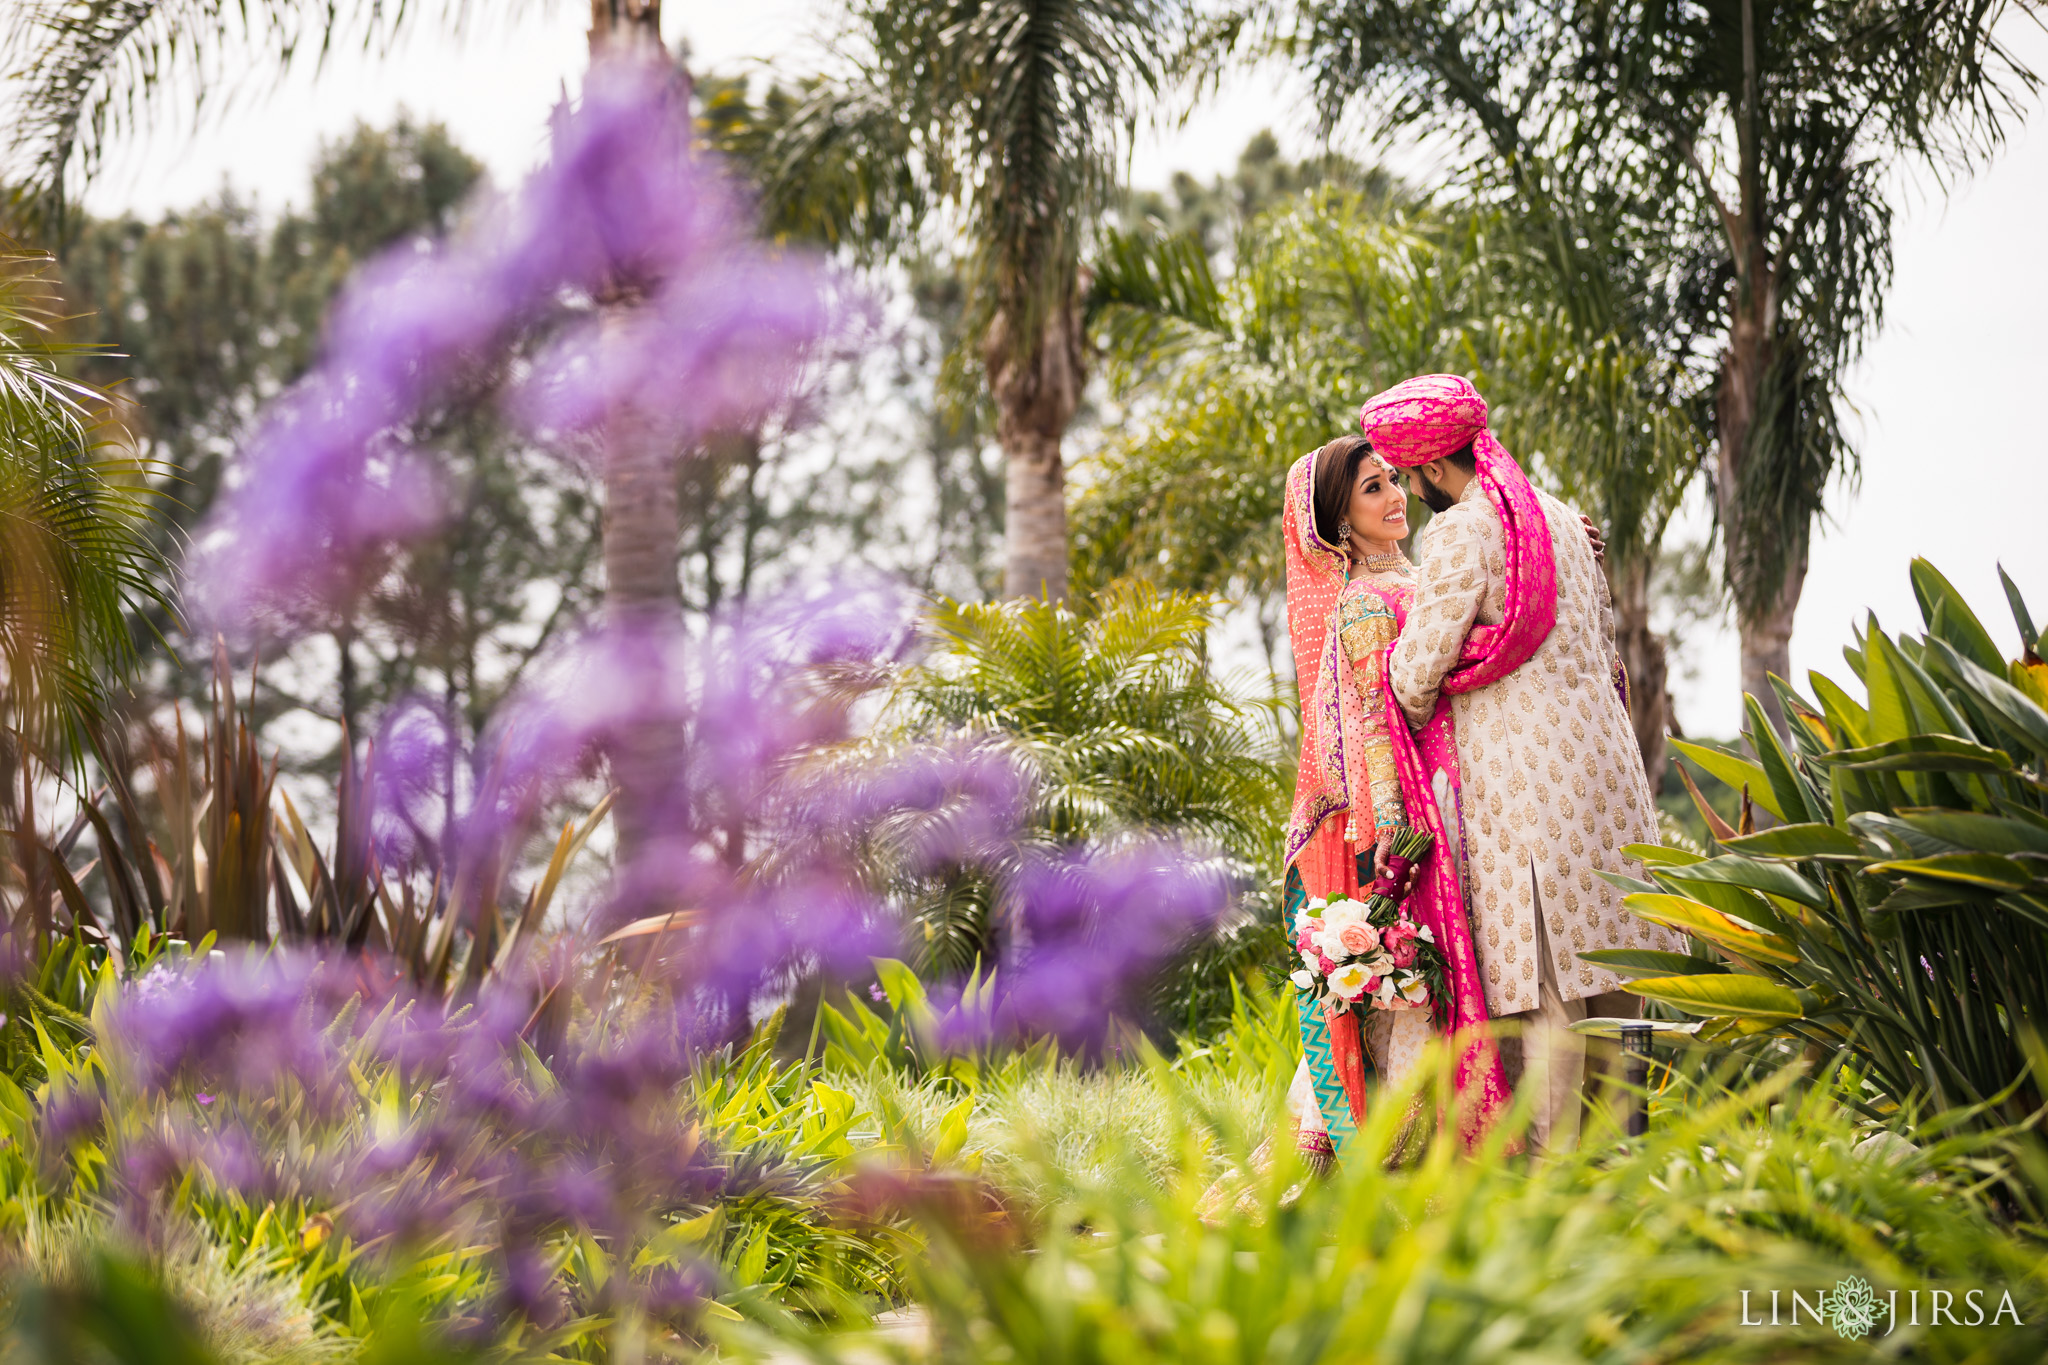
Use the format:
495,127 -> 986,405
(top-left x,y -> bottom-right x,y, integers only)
1740,1277 -> 2024,1339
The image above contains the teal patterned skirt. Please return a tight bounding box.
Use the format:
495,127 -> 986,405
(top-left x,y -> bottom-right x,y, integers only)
1287,854 -> 1380,1164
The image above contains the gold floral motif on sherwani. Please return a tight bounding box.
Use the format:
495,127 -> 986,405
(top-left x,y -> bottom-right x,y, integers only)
1389,480 -> 1686,1015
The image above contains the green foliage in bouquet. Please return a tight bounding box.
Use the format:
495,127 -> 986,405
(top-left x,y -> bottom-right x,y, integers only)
1597,560 -> 2048,1161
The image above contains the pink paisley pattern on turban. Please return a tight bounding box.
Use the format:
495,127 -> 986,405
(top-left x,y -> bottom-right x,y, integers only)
1358,374 -> 1557,695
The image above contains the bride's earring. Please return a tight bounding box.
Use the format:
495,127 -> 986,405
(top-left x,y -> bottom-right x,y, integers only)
1336,520 -> 1353,546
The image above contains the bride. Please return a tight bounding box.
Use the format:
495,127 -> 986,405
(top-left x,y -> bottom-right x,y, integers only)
1278,434 -> 1513,1169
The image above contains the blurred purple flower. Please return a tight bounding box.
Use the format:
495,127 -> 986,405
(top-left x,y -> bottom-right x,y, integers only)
937,844 -> 1232,1049
112,953 -> 342,1104
191,55 -> 827,626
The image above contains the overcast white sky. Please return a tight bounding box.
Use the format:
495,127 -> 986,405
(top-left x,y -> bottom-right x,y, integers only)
77,2 -> 2048,739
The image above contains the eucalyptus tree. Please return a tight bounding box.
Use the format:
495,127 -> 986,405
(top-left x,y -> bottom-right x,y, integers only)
1299,0 -> 2040,728
762,0 -> 1192,602
1078,185 -> 1703,782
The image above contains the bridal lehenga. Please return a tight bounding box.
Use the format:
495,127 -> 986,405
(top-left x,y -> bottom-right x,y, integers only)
1273,445 -> 1514,1171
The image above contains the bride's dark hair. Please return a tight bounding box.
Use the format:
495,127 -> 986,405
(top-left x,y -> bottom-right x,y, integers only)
1312,435 -> 1376,549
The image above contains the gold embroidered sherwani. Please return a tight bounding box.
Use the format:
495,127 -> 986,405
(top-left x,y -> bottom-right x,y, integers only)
1389,480 -> 1685,1017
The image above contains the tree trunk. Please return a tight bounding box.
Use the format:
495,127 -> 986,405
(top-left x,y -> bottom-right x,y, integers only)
1715,268 -> 1803,737
1739,556 -> 1804,728
584,0 -> 679,861
1606,554 -> 1670,792
988,297 -> 1083,601
588,0 -> 660,56
1715,0 -> 1806,737
601,403 -> 683,857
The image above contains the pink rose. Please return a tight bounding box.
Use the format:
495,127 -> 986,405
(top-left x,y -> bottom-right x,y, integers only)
1317,953 -> 1338,975
1360,975 -> 1381,997
1382,921 -> 1419,968
1337,922 -> 1379,956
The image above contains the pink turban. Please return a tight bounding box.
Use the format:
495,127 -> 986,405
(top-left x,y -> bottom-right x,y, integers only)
1357,373 -> 1558,694
1356,373 -> 1490,467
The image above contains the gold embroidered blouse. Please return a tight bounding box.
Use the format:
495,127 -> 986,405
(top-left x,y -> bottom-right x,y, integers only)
1334,560 -> 1414,840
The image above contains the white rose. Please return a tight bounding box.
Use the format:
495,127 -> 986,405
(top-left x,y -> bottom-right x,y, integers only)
1326,962 -> 1371,1002
1290,969 -> 1315,990
1323,898 -> 1367,931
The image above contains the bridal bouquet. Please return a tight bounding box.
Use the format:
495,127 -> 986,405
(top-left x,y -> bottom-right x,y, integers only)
1290,826 -> 1448,1015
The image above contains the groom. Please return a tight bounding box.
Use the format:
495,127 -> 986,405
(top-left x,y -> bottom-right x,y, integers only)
1360,374 -> 1686,1154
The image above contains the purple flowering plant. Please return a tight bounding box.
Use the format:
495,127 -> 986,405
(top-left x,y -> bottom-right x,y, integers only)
0,50 -> 1242,1353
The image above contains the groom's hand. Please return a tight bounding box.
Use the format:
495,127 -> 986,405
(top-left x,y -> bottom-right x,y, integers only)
1580,515 -> 1607,564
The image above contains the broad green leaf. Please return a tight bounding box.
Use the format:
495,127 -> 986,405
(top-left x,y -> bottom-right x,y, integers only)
1818,734 -> 2014,773
1924,637 -> 2048,758
1861,619 -> 1913,744
1865,853 -> 2035,892
1912,559 -> 2005,673
1890,637 -> 1979,741
873,958 -> 930,1014
1577,948 -> 1727,979
1622,893 -> 1799,965
1999,562 -> 2038,653
1595,868 -> 1660,897
1623,843 -> 1702,867
1668,738 -> 1782,821
1809,670 -> 1870,749
931,1094 -> 975,1166
1625,972 -> 1805,1020
1720,822 -> 1864,861
1647,867 -> 1789,935
1745,693 -> 1816,823
1896,811 -> 2048,857
1869,881 -> 1985,915
1658,855 -> 1829,908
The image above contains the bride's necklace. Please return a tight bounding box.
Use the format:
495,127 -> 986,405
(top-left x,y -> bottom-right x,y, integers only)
1353,546 -> 1411,574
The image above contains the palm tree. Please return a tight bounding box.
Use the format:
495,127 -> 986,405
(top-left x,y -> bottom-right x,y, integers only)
0,241 -> 167,756
1300,0 -> 2039,729
1078,187 -> 1703,783
762,0 -> 1187,602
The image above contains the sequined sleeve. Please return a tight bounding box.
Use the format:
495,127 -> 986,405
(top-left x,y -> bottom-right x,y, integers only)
1335,591 -> 1407,833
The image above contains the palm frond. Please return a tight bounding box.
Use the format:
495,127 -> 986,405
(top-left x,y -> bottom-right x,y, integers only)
3,0 -> 522,234
0,239 -> 172,761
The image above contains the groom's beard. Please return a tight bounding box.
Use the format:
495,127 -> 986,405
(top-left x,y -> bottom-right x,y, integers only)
1414,477 -> 1457,514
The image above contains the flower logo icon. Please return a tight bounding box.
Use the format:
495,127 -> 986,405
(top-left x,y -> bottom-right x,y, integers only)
1828,1276 -> 1880,1340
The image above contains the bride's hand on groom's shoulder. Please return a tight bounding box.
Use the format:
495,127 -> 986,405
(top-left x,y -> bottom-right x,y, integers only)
1580,514 -> 1606,563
